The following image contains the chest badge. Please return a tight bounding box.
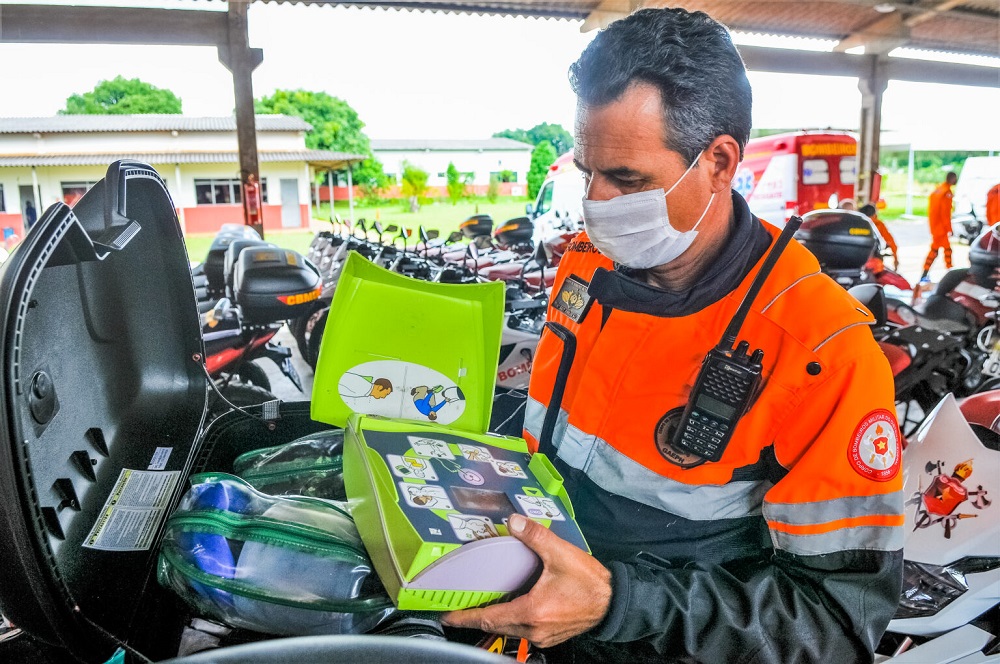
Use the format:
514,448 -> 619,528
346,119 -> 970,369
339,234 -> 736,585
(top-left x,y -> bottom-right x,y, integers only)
551,274 -> 594,323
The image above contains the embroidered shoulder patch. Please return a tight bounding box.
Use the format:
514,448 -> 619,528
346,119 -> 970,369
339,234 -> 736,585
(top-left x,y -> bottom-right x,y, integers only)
848,409 -> 901,482
551,274 -> 594,323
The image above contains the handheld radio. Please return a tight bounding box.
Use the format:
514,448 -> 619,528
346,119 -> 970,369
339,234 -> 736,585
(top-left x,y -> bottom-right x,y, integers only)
673,216 -> 803,462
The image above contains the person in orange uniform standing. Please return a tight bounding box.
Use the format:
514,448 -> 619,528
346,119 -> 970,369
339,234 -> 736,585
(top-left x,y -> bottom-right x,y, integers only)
921,172 -> 958,281
861,203 -> 899,270
987,182 -> 1000,227
443,8 -> 904,663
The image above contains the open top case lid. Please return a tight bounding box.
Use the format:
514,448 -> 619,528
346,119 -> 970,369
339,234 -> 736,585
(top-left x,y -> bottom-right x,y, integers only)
311,251 -> 505,435
0,161 -> 207,658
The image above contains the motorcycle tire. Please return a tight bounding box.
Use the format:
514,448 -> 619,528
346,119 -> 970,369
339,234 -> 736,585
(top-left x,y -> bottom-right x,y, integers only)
290,300 -> 325,363
306,308 -> 330,370
235,360 -> 271,392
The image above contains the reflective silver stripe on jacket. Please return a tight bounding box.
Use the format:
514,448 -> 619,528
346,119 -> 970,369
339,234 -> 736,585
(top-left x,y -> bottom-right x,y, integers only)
558,421 -> 771,521
764,493 -> 903,527
524,396 -> 568,448
769,523 -> 904,556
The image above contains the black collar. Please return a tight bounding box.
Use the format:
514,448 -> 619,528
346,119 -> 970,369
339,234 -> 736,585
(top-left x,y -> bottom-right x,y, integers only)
587,191 -> 772,318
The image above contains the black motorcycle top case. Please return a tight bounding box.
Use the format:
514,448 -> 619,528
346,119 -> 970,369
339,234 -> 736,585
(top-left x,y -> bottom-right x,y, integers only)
794,210 -> 879,270
231,248 -> 322,324
0,161 -> 328,662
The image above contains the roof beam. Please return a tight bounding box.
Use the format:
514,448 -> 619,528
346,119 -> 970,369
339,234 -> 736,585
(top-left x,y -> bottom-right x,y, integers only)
833,12 -> 910,54
0,4 -> 227,46
738,45 -> 999,87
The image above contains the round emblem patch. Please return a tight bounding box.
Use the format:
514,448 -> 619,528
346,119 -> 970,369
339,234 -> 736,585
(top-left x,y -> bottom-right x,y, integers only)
848,409 -> 901,482
653,408 -> 705,469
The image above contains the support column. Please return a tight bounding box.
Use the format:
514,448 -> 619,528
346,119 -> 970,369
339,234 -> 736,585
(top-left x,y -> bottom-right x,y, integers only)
31,167 -> 41,212
856,54 -> 888,205
218,1 -> 264,238
906,144 -> 915,217
347,167 -> 354,224
328,170 -> 335,222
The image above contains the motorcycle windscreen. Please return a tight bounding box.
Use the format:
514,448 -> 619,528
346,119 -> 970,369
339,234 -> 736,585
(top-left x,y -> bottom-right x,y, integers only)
312,251 -> 505,435
903,394 -> 1000,565
0,161 -> 208,658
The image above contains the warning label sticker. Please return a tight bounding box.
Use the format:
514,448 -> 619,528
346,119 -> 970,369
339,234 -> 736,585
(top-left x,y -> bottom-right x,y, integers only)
83,469 -> 181,551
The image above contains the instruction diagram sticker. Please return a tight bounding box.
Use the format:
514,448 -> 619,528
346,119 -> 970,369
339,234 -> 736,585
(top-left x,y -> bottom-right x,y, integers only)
408,436 -> 455,459
448,514 -> 500,542
84,469 -> 181,551
491,459 -> 527,479
458,444 -> 493,463
399,482 -> 453,510
515,495 -> 565,521
388,454 -> 439,481
337,360 -> 466,425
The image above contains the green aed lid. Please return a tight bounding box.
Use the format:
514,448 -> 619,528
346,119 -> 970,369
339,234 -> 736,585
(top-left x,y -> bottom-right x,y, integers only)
312,251 -> 506,435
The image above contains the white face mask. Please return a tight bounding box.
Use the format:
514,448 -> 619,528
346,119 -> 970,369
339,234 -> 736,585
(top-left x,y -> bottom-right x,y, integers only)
581,151 -> 716,269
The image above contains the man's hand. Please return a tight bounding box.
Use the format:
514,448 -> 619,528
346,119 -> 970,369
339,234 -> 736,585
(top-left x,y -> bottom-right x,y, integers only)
440,513 -> 612,648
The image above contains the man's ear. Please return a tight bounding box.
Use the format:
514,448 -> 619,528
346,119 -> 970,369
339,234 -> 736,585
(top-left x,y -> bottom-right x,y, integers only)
703,135 -> 741,194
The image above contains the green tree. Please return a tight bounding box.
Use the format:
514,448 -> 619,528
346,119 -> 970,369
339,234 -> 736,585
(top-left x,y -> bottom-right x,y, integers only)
446,162 -> 472,205
401,161 -> 430,211
494,122 -> 573,155
61,76 -> 182,114
527,141 -> 558,200
354,157 -> 391,205
487,174 -> 501,203
255,89 -> 370,156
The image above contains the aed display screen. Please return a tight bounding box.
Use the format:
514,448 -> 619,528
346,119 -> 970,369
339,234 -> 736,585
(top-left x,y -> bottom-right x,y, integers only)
451,487 -> 517,515
696,394 -> 736,420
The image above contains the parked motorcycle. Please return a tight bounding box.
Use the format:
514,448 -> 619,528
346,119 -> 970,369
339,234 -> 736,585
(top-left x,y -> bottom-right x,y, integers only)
876,392 -> 1000,663
193,226 -> 321,410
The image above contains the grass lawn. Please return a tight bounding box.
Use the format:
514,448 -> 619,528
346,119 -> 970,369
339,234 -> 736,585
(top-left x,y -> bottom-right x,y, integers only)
320,198 -> 533,237
184,230 -> 315,263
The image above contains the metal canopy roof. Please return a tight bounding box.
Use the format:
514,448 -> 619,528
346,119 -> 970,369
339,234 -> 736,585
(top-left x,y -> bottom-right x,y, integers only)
0,150 -> 366,169
244,0 -> 1000,57
0,115 -> 311,134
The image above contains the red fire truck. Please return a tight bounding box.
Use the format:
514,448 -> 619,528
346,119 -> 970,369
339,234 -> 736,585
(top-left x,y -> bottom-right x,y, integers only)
733,131 -> 858,224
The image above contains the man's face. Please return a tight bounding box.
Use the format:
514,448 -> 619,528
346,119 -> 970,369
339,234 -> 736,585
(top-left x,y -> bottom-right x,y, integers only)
371,385 -> 391,399
574,82 -> 712,233
947,173 -> 958,186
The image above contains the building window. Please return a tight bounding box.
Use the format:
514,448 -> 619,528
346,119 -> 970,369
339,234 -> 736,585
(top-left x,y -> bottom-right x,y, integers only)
801,159 -> 829,186
61,181 -> 97,206
0,184 -> 5,212
195,178 -> 268,205
490,171 -> 517,183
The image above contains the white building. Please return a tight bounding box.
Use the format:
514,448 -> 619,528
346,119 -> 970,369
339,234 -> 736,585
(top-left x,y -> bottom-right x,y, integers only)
371,138 -> 533,193
0,115 -> 361,238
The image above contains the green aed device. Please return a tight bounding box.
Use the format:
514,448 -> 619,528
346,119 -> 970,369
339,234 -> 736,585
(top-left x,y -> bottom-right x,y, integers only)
312,252 -> 589,611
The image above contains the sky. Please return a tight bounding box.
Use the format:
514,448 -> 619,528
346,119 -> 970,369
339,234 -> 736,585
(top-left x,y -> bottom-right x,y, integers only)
0,0 -> 998,150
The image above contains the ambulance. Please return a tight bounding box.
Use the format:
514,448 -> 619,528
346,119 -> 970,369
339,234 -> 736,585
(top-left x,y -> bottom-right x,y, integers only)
734,131 -> 858,223
527,151 -> 586,239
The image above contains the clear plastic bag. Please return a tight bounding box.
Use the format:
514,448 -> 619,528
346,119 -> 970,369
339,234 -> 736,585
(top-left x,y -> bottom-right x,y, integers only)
157,473 -> 395,636
232,430 -> 345,500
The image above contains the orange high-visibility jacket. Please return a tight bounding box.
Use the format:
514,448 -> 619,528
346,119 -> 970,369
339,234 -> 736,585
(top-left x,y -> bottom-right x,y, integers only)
928,182 -> 954,238
526,223 -> 903,661
987,183 -> 1000,226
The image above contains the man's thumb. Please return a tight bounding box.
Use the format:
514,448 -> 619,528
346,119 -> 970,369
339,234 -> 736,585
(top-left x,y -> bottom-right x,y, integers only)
507,513 -> 555,563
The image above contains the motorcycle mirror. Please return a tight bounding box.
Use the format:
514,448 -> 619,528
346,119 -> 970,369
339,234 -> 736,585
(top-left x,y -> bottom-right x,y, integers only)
467,241 -> 479,260
847,283 -> 887,327
373,221 -> 384,236
526,203 -> 534,217
534,241 -> 549,269
447,231 -> 463,244
385,225 -> 398,234
357,219 -> 367,234
419,226 -> 430,244
427,230 -> 440,240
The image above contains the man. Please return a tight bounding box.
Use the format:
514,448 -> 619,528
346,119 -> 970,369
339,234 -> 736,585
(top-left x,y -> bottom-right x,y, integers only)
861,203 -> 900,271
987,182 -> 1000,227
922,172 -> 958,281
443,8 -> 903,662
840,199 -> 856,210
